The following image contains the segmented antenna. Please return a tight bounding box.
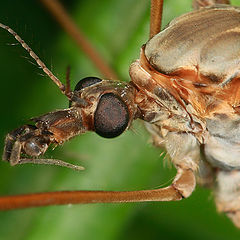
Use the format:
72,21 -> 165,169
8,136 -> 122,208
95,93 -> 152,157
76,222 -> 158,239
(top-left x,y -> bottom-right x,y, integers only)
0,23 -> 69,97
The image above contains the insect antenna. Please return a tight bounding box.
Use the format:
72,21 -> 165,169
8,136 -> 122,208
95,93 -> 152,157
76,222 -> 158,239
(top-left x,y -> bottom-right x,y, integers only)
0,23 -> 70,99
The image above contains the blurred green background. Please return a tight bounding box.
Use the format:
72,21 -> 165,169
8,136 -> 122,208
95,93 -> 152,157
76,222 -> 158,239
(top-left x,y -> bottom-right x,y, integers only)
0,0 -> 240,239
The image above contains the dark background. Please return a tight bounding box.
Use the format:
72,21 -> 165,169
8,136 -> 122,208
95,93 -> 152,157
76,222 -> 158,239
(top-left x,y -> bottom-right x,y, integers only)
0,0 -> 240,239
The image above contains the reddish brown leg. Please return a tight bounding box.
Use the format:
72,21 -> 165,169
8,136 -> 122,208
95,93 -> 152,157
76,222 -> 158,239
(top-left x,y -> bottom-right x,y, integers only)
192,0 -> 230,10
39,0 -> 118,80
0,168 -> 195,210
150,0 -> 164,38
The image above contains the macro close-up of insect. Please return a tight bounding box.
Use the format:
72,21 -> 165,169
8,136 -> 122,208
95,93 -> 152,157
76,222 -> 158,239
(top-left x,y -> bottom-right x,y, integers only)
1,0 -> 240,239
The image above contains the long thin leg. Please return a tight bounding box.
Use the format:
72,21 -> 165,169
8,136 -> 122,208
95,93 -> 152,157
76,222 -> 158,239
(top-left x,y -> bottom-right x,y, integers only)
39,0 -> 118,80
150,0 -> 164,39
0,23 -> 67,97
0,168 -> 196,210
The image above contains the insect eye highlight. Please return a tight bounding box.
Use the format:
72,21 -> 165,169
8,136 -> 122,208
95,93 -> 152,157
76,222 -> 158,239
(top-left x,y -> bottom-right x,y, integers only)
74,76 -> 102,91
94,93 -> 129,138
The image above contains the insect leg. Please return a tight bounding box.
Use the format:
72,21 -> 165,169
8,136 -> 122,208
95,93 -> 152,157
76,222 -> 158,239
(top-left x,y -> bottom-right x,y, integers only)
150,0 -> 164,38
0,167 -> 196,210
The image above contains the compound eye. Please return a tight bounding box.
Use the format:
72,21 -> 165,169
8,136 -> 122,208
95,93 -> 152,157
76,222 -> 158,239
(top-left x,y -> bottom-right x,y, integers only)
74,76 -> 102,91
94,93 -> 129,138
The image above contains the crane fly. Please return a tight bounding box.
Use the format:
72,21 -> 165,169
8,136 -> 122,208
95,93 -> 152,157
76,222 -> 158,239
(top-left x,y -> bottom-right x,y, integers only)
1,0 -> 240,229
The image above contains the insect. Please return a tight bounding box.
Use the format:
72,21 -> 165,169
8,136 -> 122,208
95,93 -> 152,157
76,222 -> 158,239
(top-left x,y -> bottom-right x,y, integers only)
1,0 -> 240,232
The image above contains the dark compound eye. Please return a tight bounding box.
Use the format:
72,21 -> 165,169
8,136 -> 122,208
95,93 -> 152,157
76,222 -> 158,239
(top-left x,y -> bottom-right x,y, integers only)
69,77 -> 102,107
74,76 -> 102,91
94,93 -> 129,138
